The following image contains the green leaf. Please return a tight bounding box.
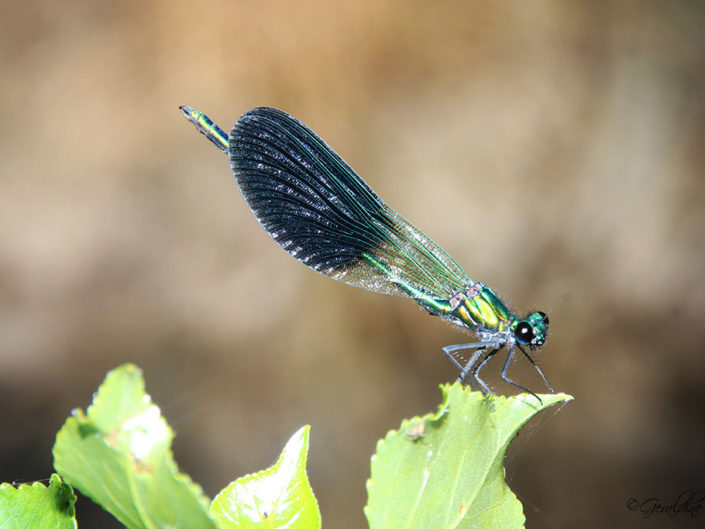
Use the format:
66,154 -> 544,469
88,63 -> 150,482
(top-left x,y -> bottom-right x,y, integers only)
0,474 -> 76,529
365,384 -> 572,529
52,363 -> 217,529
210,425 -> 321,529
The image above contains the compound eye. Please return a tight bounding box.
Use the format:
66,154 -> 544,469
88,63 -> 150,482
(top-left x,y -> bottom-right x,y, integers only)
537,311 -> 549,326
515,321 -> 534,344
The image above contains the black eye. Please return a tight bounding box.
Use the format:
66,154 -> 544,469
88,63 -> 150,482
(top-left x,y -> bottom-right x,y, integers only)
538,311 -> 549,325
515,321 -> 534,344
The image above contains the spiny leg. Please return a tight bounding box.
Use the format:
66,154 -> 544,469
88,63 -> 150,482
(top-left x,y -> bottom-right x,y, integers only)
442,343 -> 485,386
470,346 -> 502,396
517,344 -> 555,393
501,346 -> 542,404
443,340 -> 503,383
442,341 -> 504,407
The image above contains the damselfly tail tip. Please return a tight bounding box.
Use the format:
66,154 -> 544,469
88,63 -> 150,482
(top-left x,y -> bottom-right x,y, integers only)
179,105 -> 194,118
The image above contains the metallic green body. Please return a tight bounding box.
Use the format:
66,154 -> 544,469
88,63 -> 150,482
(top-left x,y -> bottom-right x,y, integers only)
180,106 -> 228,152
180,105 -> 554,403
363,253 -> 514,334
450,287 -> 512,333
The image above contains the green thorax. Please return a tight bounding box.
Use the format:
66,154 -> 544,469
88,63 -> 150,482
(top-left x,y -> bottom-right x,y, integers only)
404,280 -> 515,334
361,252 -> 515,333
445,283 -> 513,333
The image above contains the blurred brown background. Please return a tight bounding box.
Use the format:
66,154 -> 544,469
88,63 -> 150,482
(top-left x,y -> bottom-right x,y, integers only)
2,1 -> 704,527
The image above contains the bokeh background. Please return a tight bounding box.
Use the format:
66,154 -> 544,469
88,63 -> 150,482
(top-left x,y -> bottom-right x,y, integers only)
2,1 -> 704,527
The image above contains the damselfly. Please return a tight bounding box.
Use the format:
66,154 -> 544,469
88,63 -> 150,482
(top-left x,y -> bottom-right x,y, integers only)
180,106 -> 554,404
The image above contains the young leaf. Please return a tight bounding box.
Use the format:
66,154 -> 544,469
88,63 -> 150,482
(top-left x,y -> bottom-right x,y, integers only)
0,474 -> 76,529
365,384 -> 572,529
52,363 -> 217,529
210,425 -> 321,529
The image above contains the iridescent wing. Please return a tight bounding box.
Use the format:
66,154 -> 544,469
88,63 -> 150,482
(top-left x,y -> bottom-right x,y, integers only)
228,107 -> 471,299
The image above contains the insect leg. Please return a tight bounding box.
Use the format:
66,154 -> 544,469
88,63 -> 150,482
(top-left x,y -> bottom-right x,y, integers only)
442,341 -> 503,382
500,345 -> 542,404
516,344 -> 555,393
442,340 -> 504,407
471,346 -> 503,397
